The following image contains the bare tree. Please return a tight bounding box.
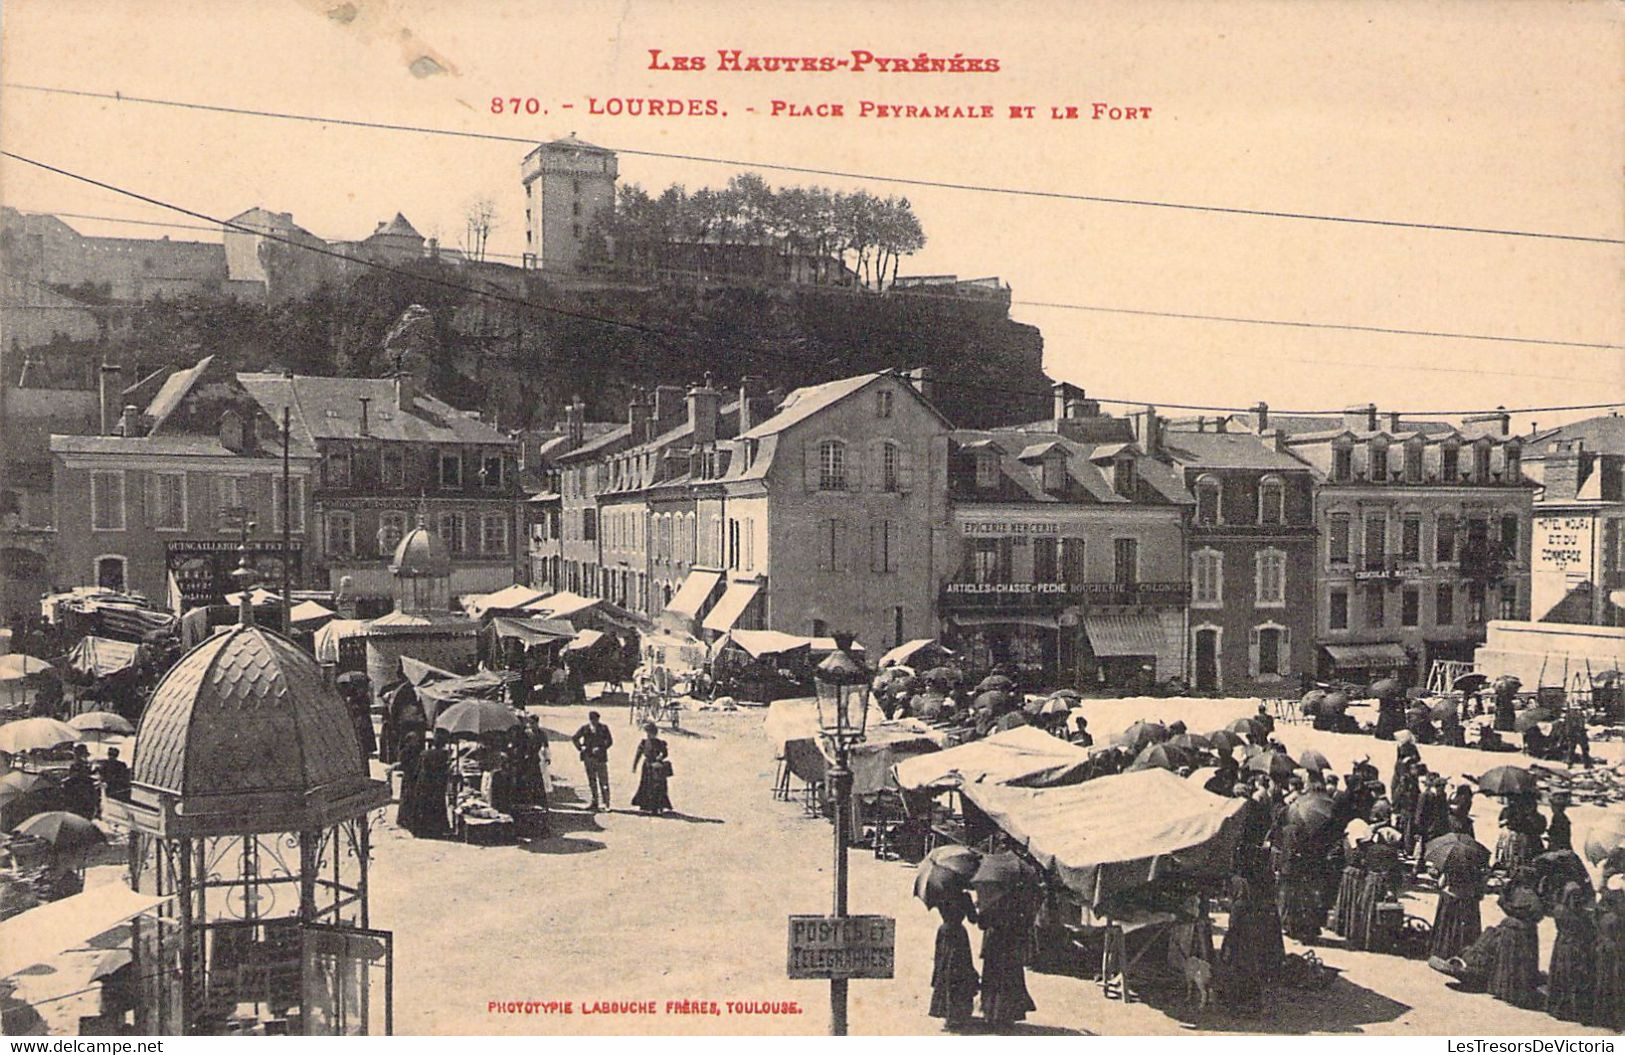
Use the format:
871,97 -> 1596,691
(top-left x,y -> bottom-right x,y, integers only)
463,197 -> 499,262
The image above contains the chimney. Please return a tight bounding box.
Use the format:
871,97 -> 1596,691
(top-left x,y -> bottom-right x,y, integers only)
1543,450 -> 1582,501
120,404 -> 141,439
738,375 -> 765,435
99,361 -> 123,435
1252,402 -> 1269,434
687,378 -> 722,445
565,397 -> 585,447
1463,406 -> 1511,436
627,388 -> 650,444
1141,405 -> 1161,455
1387,411 -> 1401,433
1052,381 -> 1082,422
395,371 -> 418,412
653,384 -> 685,429
1342,403 -> 1378,432
907,366 -> 935,403
1196,417 -> 1207,433
1215,416 -> 1228,434
358,396 -> 372,437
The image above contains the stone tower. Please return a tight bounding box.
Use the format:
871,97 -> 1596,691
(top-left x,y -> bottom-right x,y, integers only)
520,134 -> 618,273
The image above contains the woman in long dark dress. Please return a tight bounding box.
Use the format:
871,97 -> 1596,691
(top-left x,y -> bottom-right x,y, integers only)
1546,881 -> 1595,1023
1331,821 -> 1369,939
977,902 -> 1036,1027
395,731 -> 424,829
928,889 -> 979,1029
1275,820 -> 1325,944
1220,874 -> 1281,1011
1430,853 -> 1485,959
631,722 -> 672,815
407,732 -> 453,838
1456,885 -> 1543,1009
1588,887 -> 1625,1031
1494,795 -> 1545,873
1351,803 -> 1405,951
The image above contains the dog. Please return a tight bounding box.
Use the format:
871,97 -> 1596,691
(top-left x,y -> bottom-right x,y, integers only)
1168,921 -> 1213,1010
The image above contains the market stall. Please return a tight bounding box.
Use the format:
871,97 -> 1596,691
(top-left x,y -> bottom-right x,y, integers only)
893,726 -> 1094,793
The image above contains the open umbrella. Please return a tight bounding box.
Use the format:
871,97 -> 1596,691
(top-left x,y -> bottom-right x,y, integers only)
1492,675 -> 1522,694
1453,672 -> 1490,693
973,690 -> 1012,713
1475,765 -> 1536,796
1205,729 -> 1244,752
0,654 -> 53,679
1226,717 -> 1265,739
1114,720 -> 1168,751
1168,732 -> 1213,752
1244,751 -> 1298,779
12,810 -> 104,854
1037,696 -> 1072,716
1285,791 -> 1336,833
1322,691 -> 1350,715
1591,670 -> 1621,687
1297,749 -> 1333,772
922,666 -> 960,688
970,851 -> 1039,917
1583,812 -> 1625,866
975,674 -> 1015,693
1048,689 -> 1084,703
1406,687 -> 1431,702
1129,742 -> 1193,772
1514,708 -> 1555,733
67,711 -> 134,737
1430,698 -> 1460,721
1369,678 -> 1402,701
0,772 -> 58,819
0,717 -> 80,754
1424,832 -> 1491,873
434,700 -> 519,739
1532,850 -> 1591,893
914,844 -> 982,908
1300,689 -> 1326,717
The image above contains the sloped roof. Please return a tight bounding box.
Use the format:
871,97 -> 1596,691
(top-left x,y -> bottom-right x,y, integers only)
143,355 -> 215,429
50,434 -> 301,458
373,212 -> 422,239
951,428 -> 1192,505
740,371 -> 950,440
238,373 -> 511,446
1161,431 -> 1313,471
1528,414 -> 1625,457
546,133 -> 610,152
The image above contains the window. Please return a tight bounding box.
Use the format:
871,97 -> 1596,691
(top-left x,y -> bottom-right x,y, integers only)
1467,582 -> 1486,624
439,453 -> 463,489
482,513 -> 509,555
152,472 -> 187,530
1333,446 -> 1353,482
1436,584 -> 1454,625
1253,625 -> 1289,678
1061,537 -> 1086,586
1402,587 -> 1420,627
1404,442 -> 1423,483
727,518 -> 739,569
1033,538 -> 1058,582
876,389 -> 893,418
90,471 -> 126,531
819,518 -> 848,573
213,475 -> 245,518
1474,444 -> 1492,482
325,449 -> 351,488
974,452 -> 999,489
380,449 -> 405,488
1366,584 -> 1385,628
1441,445 -> 1460,483
1363,515 -> 1387,570
437,512 -> 465,555
744,517 -> 755,571
818,440 -> 847,491
1041,455 -> 1065,493
326,510 -> 356,556
869,520 -> 896,574
1192,549 -> 1223,607
95,555 -> 126,592
1437,514 -> 1458,561
1258,477 -> 1284,525
482,455 -> 505,490
1500,515 -> 1520,556
880,442 -> 901,492
1498,583 -> 1517,621
1401,515 -> 1422,562
1505,446 -> 1521,482
967,539 -> 1002,584
1113,460 -> 1134,497
273,474 -> 305,529
581,508 -> 596,540
1256,549 -> 1286,606
1195,476 -> 1221,525
1329,589 -> 1349,630
1370,445 -> 1389,482
1329,514 -> 1351,564
1113,538 -> 1138,586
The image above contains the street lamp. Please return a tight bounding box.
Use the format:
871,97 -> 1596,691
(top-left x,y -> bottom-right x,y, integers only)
812,632 -> 870,1037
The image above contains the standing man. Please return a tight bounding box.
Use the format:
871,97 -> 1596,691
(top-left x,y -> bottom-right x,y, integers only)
572,709 -> 614,811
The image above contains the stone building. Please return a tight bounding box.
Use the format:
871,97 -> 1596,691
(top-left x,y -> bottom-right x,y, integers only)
1523,415 -> 1624,626
521,135 -> 618,273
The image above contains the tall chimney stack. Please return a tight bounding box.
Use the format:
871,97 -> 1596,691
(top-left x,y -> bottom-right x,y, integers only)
687,377 -> 721,445
1252,402 -> 1269,434
99,361 -> 124,435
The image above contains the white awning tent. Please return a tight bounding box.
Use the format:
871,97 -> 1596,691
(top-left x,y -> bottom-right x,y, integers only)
563,628 -> 606,653
1082,612 -> 1166,657
877,639 -> 948,668
893,726 -> 1093,792
466,584 -> 549,619
313,618 -> 370,664
702,582 -> 761,633
0,884 -> 170,979
711,629 -> 810,660
664,570 -> 722,620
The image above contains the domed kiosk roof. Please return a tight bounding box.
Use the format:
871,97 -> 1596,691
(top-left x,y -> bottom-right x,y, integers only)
118,622 -> 388,836
391,523 -> 450,578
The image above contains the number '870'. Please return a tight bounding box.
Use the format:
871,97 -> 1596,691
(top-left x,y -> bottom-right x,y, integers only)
491,98 -> 543,114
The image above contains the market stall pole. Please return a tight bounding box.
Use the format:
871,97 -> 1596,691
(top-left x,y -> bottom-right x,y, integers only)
811,633 -> 871,1037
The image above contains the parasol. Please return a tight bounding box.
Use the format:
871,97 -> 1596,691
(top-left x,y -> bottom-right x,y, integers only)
1406,687 -> 1431,702
434,700 -> 520,738
1591,670 -> 1621,686
973,690 -> 1012,713
922,666 -> 961,688
1244,751 -> 1298,779
1284,791 -> 1336,832
0,771 -> 57,816
67,711 -> 134,737
1297,749 -> 1332,772
976,674 -> 1016,693
1299,689 -> 1326,717
1129,742 -> 1193,772
1492,675 -> 1522,693
0,654 -> 53,680
11,810 -> 105,854
970,850 -> 1039,917
1114,720 -> 1169,751
1583,813 -> 1625,866
1048,689 -> 1084,702
1475,765 -> 1536,796
0,717 -> 80,754
1369,677 -> 1401,701
1037,696 -> 1072,716
1430,698 -> 1460,721
913,844 -> 982,908
1322,691 -> 1350,715
1514,708 -> 1554,733
1424,832 -> 1491,873
1168,733 -> 1212,752
1453,672 -> 1490,693
1226,717 -> 1265,738
1532,850 -> 1591,893
1205,729 -> 1244,752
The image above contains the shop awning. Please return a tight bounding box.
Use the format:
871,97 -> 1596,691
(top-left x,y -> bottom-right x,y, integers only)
1323,642 -> 1411,667
1082,612 -> 1165,657
878,639 -> 950,668
702,581 -> 761,632
948,612 -> 1059,630
664,570 -> 722,620
0,884 -> 170,978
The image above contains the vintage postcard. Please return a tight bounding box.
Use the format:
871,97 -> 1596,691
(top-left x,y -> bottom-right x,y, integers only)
0,0 -> 1622,1041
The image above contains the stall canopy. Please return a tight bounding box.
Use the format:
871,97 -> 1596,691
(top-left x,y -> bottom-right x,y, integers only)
525,591 -> 600,620
413,669 -> 512,723
893,726 -> 1093,792
702,581 -> 761,633
878,639 -> 951,669
1082,613 -> 1165,657
63,636 -> 140,679
713,629 -> 809,660
400,655 -> 456,687
313,618 -> 369,664
289,600 -> 336,627
468,585 -> 548,619
664,570 -> 722,620
0,884 -> 170,978
766,698 -> 948,796
808,637 -> 868,655
562,628 -> 605,653
223,588 -> 283,607
1324,642 -> 1411,667
488,616 -> 575,647
961,768 -> 1249,910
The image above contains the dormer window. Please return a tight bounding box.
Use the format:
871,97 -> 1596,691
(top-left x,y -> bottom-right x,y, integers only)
1370,443 -> 1389,482
1504,445 -> 1521,482
1332,445 -> 1353,482
1473,443 -> 1492,482
1403,440 -> 1423,483
1040,453 -> 1065,493
1442,444 -> 1460,482
1258,476 -> 1284,525
974,451 -> 999,490
1195,475 -> 1222,525
1112,458 -> 1134,497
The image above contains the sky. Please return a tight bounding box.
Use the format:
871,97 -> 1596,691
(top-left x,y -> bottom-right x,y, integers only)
2,0 -> 1621,431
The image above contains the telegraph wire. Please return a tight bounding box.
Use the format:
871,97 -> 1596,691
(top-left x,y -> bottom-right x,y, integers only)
6,82 -> 1623,246
3,150 -> 1621,419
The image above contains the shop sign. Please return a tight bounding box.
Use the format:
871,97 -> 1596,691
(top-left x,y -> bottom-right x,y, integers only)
786,915 -> 895,980
940,580 -> 1188,607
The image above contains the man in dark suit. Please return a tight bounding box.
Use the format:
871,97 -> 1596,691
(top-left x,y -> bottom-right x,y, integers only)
571,710 -> 614,810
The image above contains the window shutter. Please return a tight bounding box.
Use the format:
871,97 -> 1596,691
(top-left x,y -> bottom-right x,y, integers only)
845,447 -> 862,492
867,440 -> 885,492
142,472 -> 158,525
1277,626 -> 1291,675
817,521 -> 830,571
1248,626 -> 1261,678
833,519 -> 849,572
869,522 -> 881,572
897,445 -> 914,492
804,441 -> 820,491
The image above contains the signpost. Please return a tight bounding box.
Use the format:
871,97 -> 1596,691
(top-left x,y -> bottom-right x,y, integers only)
786,915 -> 895,980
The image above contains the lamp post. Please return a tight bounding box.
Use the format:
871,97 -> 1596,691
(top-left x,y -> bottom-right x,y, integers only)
812,632 -> 870,1036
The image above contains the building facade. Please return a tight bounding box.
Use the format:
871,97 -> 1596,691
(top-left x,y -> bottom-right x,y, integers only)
1529,447 -> 1624,626
1164,417 -> 1318,696
939,387 -> 1192,689
521,135 -> 619,273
